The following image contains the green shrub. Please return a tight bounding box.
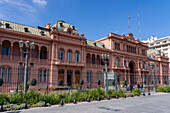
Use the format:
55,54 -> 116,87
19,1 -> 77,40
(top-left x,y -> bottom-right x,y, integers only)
157,85 -> 170,92
79,92 -> 88,101
133,88 -> 142,95
0,93 -> 9,105
107,89 -> 112,97
117,89 -> 124,97
165,85 -> 170,92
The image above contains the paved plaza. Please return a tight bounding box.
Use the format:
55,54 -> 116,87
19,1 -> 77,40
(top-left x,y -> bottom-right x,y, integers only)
4,92 -> 170,113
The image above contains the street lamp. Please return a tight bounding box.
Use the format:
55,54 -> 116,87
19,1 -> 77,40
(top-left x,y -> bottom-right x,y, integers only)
150,62 -> 156,91
16,62 -> 23,93
102,53 -> 110,92
19,40 -> 35,93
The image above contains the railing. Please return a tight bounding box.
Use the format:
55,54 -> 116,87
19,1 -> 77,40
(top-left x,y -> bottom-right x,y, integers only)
86,63 -> 105,68
0,55 -> 49,63
55,59 -> 84,67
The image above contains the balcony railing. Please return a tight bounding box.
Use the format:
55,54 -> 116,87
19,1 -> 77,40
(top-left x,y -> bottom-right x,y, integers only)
86,63 -> 105,68
54,59 -> 84,67
0,55 -> 48,63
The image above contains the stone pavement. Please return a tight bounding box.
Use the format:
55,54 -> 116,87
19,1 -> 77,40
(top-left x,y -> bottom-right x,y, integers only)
4,92 -> 170,113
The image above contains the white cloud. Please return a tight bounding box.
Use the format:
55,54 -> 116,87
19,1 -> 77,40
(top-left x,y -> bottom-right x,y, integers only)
33,0 -> 47,6
0,0 -> 39,24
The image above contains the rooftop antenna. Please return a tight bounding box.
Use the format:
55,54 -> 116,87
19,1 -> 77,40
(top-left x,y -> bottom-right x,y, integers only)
128,13 -> 130,33
138,9 -> 141,41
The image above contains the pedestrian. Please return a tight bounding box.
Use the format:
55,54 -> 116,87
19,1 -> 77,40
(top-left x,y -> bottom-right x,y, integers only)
137,83 -> 140,89
140,83 -> 143,92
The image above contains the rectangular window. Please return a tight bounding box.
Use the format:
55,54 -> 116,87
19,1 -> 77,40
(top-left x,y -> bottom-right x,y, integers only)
43,70 -> 47,82
39,69 -> 42,82
0,68 -> 5,81
90,72 -> 92,83
96,72 -> 98,82
87,72 -> 89,82
157,66 -> 159,70
20,69 -> 24,82
20,69 -> 29,82
6,68 -> 11,82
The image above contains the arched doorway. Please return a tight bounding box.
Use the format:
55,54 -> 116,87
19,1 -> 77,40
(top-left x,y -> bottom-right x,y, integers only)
75,70 -> 80,84
67,70 -> 72,86
129,61 -> 135,85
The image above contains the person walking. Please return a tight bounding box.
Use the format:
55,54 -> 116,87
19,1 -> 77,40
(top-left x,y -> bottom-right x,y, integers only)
140,83 -> 143,92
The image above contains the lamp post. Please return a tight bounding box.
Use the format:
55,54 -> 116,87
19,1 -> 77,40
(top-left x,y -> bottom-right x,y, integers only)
19,40 -> 35,93
150,62 -> 155,91
16,62 -> 23,93
102,53 -> 110,92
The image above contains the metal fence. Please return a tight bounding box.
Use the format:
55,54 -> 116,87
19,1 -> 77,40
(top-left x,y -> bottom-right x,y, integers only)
0,67 -> 169,93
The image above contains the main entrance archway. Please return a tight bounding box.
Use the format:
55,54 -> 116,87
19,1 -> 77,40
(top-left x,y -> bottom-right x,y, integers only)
129,61 -> 135,85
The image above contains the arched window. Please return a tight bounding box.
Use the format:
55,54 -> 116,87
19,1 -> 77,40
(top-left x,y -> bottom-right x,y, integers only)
59,49 -> 64,60
67,50 -> 72,61
75,52 -> 80,62
1,40 -> 10,56
116,57 -> 119,66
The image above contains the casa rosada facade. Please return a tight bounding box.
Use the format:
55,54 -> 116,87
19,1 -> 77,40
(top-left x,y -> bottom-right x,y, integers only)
0,19 -> 169,92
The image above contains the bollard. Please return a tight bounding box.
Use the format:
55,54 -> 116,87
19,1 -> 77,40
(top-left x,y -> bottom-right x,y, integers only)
60,100 -> 64,106
148,92 -> 151,95
43,101 -> 46,107
73,99 -> 77,104
137,94 -> 140,97
123,95 -> 126,98
23,103 -> 27,109
131,94 -> 133,97
97,97 -> 100,101
107,96 -> 110,100
0,105 -> 3,112
87,98 -> 90,102
116,95 -> 119,99
143,93 -> 145,96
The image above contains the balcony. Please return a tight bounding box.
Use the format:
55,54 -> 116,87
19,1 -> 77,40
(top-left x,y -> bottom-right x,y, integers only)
0,55 -> 49,64
54,59 -> 85,67
86,63 -> 105,68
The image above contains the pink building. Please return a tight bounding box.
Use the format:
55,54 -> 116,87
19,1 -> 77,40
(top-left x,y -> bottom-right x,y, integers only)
0,19 -> 169,92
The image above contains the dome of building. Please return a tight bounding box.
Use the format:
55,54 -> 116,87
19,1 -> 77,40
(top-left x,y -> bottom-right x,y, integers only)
52,20 -> 79,35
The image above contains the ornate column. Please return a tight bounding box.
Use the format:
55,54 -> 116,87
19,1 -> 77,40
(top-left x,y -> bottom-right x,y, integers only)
0,42 -> 1,59
38,48 -> 41,62
64,70 -> 67,85
10,44 -> 13,60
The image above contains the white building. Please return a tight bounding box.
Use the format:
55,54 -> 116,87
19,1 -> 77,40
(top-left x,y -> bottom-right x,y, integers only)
142,35 -> 170,57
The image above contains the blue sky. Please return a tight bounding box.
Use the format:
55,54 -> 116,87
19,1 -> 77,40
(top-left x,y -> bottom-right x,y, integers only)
0,0 -> 170,41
